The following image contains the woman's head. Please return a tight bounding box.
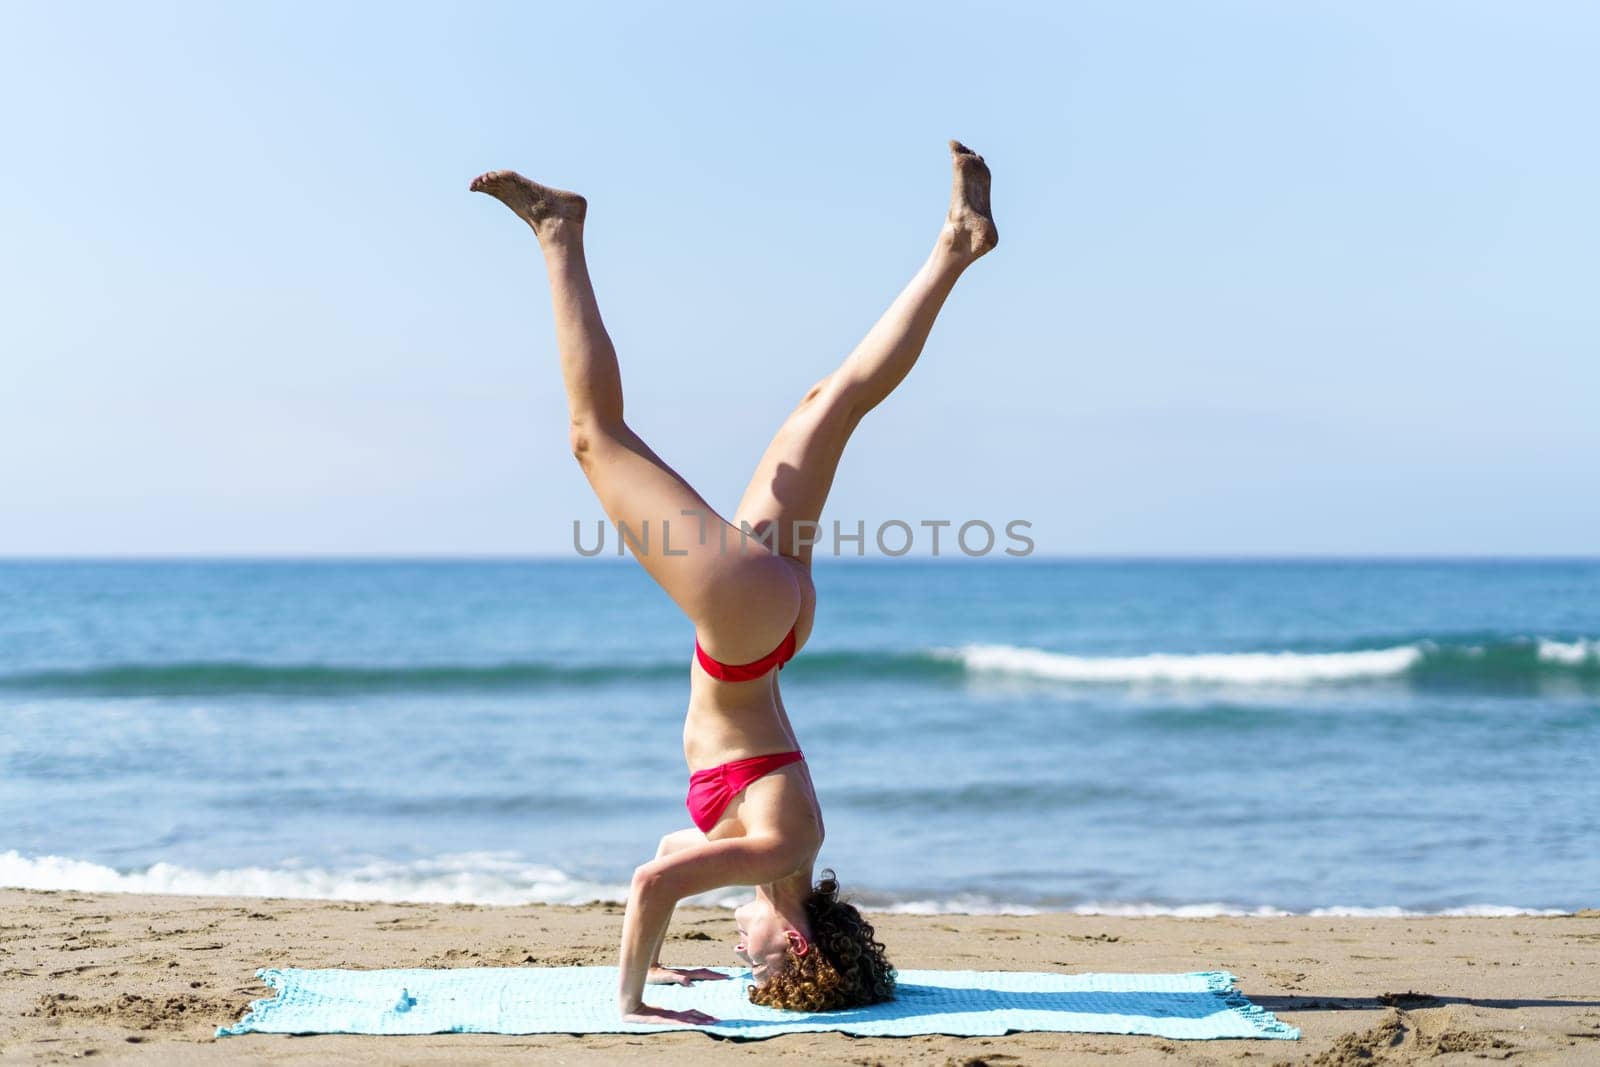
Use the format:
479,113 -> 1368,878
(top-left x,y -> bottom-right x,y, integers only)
738,870 -> 896,1012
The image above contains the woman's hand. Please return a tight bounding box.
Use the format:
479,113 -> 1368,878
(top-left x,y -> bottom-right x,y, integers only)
647,965 -> 733,985
622,1003 -> 719,1026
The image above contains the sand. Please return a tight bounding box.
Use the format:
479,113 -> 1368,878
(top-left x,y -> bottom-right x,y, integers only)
2,889 -> 1597,1065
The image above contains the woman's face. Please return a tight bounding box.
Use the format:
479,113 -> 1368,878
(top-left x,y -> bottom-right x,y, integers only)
733,897 -> 795,984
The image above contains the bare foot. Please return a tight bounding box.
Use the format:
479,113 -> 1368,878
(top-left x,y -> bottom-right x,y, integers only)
469,170 -> 587,236
945,140 -> 998,258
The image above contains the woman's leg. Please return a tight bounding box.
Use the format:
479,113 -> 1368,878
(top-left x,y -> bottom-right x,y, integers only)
472,172 -> 799,656
733,142 -> 997,563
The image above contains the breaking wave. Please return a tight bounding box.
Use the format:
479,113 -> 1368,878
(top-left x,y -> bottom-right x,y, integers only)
1,637 -> 1594,696
0,851 -> 1571,917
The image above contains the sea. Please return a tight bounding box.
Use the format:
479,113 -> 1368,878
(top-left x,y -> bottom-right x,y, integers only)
2,559 -> 1595,916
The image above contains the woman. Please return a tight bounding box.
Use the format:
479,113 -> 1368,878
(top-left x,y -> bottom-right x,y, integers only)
470,141 -> 997,1025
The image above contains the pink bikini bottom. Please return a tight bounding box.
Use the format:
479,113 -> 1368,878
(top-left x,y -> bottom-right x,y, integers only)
685,750 -> 804,832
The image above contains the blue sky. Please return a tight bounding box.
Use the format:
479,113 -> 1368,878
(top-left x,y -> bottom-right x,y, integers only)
2,1 -> 1595,556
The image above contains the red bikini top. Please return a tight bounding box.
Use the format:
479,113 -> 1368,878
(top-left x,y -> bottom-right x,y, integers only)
695,626 -> 798,682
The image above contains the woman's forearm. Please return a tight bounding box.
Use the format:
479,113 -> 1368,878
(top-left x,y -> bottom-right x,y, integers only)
617,835 -> 792,1015
617,864 -> 679,1012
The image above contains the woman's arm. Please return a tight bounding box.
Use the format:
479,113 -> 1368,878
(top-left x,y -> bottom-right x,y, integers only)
617,834 -> 798,1022
642,829 -> 728,985
619,864 -> 711,1024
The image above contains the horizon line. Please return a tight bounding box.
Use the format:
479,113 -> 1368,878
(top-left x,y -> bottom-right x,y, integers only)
1,553 -> 1597,564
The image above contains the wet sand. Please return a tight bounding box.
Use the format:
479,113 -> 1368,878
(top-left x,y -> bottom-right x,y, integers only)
2,889 -> 1597,1064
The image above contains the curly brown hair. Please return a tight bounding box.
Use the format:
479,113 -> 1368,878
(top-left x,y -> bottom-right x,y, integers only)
746,870 -> 896,1012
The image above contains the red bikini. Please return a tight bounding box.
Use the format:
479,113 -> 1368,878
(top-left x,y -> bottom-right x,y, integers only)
686,750 -> 805,832
694,626 -> 798,682
686,627 -> 804,831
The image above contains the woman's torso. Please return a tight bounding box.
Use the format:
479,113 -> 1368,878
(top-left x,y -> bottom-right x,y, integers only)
682,560 -> 817,771
682,560 -> 821,846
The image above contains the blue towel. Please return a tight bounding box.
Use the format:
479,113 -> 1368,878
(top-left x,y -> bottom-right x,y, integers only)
217,966 -> 1299,1041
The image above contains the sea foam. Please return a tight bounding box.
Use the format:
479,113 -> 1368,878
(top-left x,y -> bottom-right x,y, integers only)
1537,638 -> 1600,665
943,644 -> 1423,684
0,851 -> 1568,917
0,850 -> 631,907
